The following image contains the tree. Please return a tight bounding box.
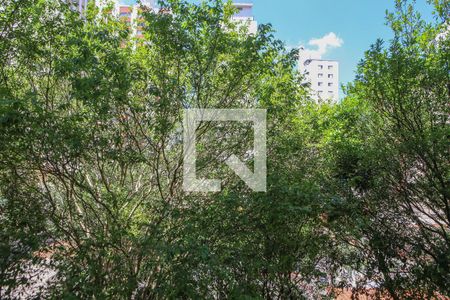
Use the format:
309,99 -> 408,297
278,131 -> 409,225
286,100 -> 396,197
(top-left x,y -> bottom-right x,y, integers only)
320,0 -> 450,298
1,0 -> 328,298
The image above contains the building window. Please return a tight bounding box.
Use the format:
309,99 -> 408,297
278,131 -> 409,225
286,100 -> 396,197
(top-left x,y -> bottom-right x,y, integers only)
328,65 -> 333,70
318,82 -> 323,87
328,82 -> 333,87
328,91 -> 333,94
318,65 -> 323,70
328,74 -> 333,79
318,73 -> 323,78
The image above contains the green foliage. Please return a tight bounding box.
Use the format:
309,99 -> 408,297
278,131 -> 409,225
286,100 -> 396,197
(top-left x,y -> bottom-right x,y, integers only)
0,0 -> 448,298
317,0 -> 450,298
0,0 -> 326,298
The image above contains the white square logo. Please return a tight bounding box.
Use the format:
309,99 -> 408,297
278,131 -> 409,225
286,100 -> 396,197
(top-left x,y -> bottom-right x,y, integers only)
183,109 -> 267,193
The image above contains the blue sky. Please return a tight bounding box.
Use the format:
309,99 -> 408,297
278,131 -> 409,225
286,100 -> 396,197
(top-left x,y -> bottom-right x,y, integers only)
251,0 -> 435,95
123,0 -> 436,96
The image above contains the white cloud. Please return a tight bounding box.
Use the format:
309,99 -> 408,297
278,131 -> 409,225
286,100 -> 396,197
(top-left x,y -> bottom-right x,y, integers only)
299,32 -> 343,61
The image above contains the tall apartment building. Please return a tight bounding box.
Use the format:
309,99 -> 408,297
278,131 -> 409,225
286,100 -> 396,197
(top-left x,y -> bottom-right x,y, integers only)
112,0 -> 156,38
299,58 -> 339,102
232,1 -> 257,34
69,0 -> 256,35
298,45 -> 340,103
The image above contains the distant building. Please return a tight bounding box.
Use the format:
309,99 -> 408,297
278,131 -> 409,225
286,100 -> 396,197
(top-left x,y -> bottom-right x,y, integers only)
69,0 -> 256,36
231,1 -> 257,34
300,58 -> 339,102
71,0 -> 156,38
112,1 -> 155,38
298,46 -> 339,103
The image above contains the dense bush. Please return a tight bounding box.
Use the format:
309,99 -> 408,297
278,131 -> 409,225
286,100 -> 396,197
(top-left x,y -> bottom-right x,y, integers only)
0,0 -> 448,298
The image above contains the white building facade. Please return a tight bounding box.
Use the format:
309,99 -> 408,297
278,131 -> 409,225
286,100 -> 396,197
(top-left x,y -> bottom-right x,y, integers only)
299,58 -> 339,103
231,1 -> 257,34
69,0 -> 256,35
